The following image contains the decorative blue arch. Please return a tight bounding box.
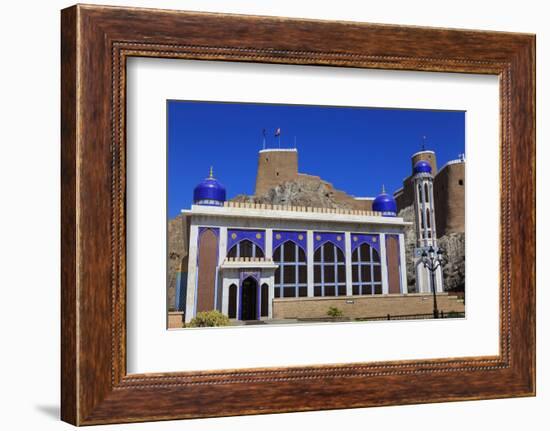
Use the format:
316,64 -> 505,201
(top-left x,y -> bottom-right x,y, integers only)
313,232 -> 345,253
227,229 -> 265,254
351,233 -> 381,254
273,230 -> 307,252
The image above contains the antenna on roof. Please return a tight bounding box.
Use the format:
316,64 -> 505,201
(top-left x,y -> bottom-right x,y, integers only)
262,129 -> 266,150
294,135 -> 297,149
421,135 -> 427,151
209,166 -> 214,178
381,184 -> 386,194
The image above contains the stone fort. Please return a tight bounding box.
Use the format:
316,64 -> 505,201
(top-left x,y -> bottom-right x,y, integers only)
254,147 -> 465,235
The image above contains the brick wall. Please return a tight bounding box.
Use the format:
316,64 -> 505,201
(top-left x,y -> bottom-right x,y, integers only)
273,293 -> 464,319
168,311 -> 184,329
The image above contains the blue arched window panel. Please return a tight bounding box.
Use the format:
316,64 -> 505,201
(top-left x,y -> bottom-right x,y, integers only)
313,241 -> 346,297
273,240 -> 307,298
351,243 -> 382,295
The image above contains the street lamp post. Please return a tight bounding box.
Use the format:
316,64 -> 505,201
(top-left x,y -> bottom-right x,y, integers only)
421,246 -> 444,318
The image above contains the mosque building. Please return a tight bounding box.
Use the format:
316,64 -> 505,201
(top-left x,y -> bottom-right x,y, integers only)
170,147 -> 464,326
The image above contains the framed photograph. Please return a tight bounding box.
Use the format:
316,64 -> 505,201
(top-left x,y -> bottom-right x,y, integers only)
61,4 -> 535,425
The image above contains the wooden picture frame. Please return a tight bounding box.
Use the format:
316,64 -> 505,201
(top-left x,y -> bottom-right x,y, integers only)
61,4 -> 535,425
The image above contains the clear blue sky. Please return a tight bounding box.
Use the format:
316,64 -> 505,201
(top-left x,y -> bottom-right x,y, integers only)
167,100 -> 465,219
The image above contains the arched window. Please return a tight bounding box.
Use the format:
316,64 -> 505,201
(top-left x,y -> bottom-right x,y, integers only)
424,183 -> 430,203
313,242 -> 346,297
274,241 -> 307,298
426,208 -> 431,229
228,283 -> 237,318
227,239 -> 264,258
351,243 -> 382,295
418,184 -> 423,203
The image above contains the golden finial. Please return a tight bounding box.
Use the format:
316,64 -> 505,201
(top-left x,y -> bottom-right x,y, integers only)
209,166 -> 214,178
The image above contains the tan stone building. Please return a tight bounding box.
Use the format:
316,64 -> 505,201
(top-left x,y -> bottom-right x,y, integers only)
394,150 -> 465,236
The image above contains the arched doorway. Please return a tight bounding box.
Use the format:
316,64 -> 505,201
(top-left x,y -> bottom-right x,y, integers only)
241,276 -> 258,320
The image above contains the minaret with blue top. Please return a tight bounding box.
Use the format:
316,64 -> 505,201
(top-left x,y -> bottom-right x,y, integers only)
412,158 -> 443,293
193,167 -> 226,206
413,160 -> 436,248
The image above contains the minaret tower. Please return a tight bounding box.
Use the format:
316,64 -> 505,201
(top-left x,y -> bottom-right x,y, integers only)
413,160 -> 436,249
412,159 -> 443,293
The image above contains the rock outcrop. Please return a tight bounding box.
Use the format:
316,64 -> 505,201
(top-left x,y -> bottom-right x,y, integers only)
167,214 -> 188,310
397,205 -> 465,292
232,178 -> 368,209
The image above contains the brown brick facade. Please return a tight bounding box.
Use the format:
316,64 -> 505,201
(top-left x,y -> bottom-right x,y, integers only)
386,235 -> 401,294
196,229 -> 218,313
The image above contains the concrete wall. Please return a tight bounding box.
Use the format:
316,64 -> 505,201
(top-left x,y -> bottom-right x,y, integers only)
273,293 -> 464,319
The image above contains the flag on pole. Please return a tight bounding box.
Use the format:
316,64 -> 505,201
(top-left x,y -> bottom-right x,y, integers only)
274,128 -> 281,137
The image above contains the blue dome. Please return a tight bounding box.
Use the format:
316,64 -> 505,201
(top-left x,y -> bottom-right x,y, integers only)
193,168 -> 226,206
372,189 -> 397,217
413,160 -> 432,174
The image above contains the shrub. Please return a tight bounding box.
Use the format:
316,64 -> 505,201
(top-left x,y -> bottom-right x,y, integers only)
327,306 -> 344,318
188,310 -> 230,327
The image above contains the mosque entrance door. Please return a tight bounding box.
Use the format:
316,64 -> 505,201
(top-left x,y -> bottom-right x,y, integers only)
241,277 -> 258,320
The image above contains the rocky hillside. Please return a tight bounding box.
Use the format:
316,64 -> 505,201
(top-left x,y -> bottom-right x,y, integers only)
398,205 -> 465,292
232,178 -> 360,209
167,214 -> 188,310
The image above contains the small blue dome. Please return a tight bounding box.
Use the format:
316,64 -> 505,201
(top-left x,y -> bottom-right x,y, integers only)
372,188 -> 397,217
193,168 -> 226,206
413,160 -> 432,174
